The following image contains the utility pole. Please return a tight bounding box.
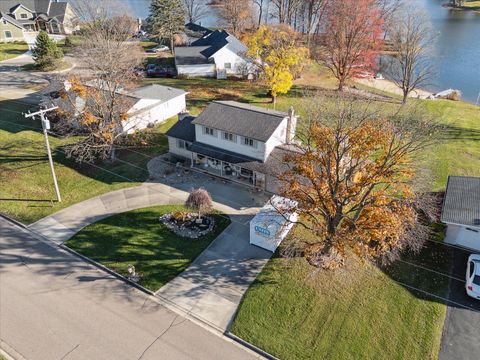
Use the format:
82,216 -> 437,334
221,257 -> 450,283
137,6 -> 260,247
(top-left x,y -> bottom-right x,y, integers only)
24,106 -> 62,202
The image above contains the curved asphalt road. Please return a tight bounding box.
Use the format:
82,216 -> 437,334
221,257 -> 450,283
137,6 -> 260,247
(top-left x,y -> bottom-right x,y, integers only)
0,218 -> 260,360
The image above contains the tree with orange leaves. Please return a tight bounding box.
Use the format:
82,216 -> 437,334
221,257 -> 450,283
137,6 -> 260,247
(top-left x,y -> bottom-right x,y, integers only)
316,0 -> 384,91
277,96 -> 437,269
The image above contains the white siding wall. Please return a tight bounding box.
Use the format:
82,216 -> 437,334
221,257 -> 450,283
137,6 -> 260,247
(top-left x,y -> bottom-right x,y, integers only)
265,117 -> 289,160
211,47 -> 249,76
168,137 -> 193,158
194,124 -> 267,160
177,64 -> 216,77
123,95 -> 186,134
445,223 -> 480,251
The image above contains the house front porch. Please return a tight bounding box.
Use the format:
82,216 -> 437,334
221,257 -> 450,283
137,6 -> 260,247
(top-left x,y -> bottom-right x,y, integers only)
188,142 -> 267,190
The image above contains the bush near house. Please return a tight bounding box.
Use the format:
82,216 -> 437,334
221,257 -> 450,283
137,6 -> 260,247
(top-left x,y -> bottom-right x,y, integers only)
32,31 -> 63,70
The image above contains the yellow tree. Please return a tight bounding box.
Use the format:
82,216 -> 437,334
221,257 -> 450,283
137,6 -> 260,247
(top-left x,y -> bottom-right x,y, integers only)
247,25 -> 309,105
277,97 -> 437,269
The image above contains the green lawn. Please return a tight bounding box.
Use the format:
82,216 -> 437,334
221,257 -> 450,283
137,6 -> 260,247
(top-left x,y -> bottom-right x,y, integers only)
0,42 -> 28,61
231,224 -> 452,360
66,205 -> 231,290
0,99 -> 176,224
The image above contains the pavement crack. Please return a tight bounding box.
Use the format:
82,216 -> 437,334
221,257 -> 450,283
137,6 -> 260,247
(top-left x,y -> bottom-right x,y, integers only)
137,314 -> 186,360
59,343 -> 80,359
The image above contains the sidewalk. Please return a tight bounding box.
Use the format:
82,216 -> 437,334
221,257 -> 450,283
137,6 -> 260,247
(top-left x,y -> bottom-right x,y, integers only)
28,179 -> 272,332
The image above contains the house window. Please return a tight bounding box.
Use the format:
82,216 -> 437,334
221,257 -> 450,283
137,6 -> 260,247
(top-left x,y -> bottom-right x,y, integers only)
4,31 -> 12,38
177,139 -> 186,149
243,137 -> 257,148
203,126 -> 216,137
224,62 -> 231,69
222,131 -> 236,142
20,13 -> 28,19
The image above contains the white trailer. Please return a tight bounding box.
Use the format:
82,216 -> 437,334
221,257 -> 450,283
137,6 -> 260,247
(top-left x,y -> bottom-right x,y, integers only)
249,196 -> 298,252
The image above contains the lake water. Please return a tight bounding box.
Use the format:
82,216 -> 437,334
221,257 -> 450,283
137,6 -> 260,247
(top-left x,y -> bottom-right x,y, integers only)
109,0 -> 480,103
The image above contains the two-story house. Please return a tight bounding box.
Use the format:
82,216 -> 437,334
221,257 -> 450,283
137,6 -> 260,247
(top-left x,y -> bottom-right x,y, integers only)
166,101 -> 297,192
0,0 -> 78,42
174,30 -> 252,78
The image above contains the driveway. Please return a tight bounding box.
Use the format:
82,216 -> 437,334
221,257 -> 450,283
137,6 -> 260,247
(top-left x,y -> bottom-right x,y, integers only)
440,247 -> 480,360
28,178 -> 272,332
0,218 -> 260,360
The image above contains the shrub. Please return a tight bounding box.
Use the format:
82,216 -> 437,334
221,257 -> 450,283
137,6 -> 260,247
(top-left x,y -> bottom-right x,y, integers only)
185,188 -> 213,219
32,31 -> 63,71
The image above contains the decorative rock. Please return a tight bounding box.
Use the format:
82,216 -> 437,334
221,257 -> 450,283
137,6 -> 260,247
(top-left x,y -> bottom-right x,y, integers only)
159,213 -> 215,239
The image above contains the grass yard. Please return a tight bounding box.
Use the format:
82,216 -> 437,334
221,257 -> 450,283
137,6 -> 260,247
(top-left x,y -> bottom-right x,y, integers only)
66,205 -> 231,290
0,42 -> 28,61
0,99 -> 176,224
231,224 -> 452,360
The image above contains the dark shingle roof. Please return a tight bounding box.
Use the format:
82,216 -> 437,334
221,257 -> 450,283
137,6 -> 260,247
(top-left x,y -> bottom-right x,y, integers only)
189,141 -> 259,165
441,176 -> 480,226
48,1 -> 67,21
0,11 -> 23,27
191,101 -> 287,142
191,30 -> 229,57
166,116 -> 196,142
174,46 -> 214,65
185,22 -> 212,36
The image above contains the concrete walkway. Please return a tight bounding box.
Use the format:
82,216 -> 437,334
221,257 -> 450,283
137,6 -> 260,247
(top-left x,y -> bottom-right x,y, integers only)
28,179 -> 272,332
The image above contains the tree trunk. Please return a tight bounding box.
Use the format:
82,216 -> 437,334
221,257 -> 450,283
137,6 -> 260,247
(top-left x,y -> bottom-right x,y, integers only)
402,90 -> 409,104
338,80 -> 344,91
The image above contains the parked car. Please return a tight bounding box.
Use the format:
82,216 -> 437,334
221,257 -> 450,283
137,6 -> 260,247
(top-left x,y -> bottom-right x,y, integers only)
146,66 -> 176,78
146,45 -> 170,53
466,254 -> 480,299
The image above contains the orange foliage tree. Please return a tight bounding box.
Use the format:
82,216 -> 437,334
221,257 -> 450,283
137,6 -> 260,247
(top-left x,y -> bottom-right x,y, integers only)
316,0 -> 384,91
278,97 -> 437,269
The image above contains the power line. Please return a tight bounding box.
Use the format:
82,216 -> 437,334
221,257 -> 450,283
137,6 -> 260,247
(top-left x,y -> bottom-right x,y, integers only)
4,115 -> 478,311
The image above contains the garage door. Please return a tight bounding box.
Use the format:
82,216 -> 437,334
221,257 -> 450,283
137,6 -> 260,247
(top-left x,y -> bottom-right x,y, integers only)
457,226 -> 480,251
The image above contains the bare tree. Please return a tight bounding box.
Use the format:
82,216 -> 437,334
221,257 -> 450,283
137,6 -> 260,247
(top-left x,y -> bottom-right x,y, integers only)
270,0 -> 303,25
300,0 -> 329,47
184,0 -> 208,23
253,0 -> 265,28
385,8 -> 435,103
316,0 -> 384,91
58,0 -> 143,163
217,0 -> 253,36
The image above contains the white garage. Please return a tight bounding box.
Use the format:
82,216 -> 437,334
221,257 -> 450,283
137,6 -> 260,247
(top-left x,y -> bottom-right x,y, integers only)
249,196 -> 298,252
441,176 -> 480,251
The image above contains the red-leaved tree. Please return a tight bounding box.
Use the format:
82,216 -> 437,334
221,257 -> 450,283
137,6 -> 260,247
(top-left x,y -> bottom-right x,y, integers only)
317,0 -> 384,91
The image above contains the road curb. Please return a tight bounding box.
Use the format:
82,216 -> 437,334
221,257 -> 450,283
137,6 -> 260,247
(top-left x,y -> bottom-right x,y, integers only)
225,332 -> 279,360
0,213 -> 28,229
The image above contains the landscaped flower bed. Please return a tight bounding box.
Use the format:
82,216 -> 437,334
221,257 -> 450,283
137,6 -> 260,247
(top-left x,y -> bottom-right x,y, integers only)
159,211 -> 215,238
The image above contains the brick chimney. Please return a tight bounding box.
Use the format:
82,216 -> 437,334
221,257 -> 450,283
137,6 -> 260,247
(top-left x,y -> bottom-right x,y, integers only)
286,106 -> 297,144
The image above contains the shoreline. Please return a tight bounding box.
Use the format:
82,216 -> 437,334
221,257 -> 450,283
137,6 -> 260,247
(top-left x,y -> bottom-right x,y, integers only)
355,77 -> 434,99
442,3 -> 480,13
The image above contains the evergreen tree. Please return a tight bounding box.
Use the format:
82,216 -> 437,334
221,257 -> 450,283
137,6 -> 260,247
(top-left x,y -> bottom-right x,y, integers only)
147,0 -> 185,50
32,31 -> 63,70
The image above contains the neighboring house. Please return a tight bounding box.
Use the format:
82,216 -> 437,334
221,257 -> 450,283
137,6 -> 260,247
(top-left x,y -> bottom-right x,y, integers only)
441,176 -> 480,251
45,82 -> 188,135
184,22 -> 212,44
166,100 -> 298,192
174,29 -> 251,78
0,0 -> 78,41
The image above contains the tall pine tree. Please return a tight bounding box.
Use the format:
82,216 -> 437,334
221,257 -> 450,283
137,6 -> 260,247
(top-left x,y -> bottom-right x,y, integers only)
147,0 -> 185,50
32,31 -> 63,70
